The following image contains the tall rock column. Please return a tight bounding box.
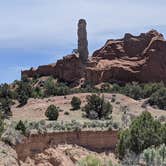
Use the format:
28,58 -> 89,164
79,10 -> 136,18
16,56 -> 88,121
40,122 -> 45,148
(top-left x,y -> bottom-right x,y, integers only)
77,19 -> 89,63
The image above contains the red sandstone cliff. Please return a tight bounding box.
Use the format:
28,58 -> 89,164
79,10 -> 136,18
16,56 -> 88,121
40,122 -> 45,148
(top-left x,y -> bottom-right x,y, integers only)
85,30 -> 166,84
22,30 -> 166,85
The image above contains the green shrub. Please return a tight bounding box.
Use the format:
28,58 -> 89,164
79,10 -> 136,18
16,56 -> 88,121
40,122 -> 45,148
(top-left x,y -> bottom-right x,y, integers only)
0,112 -> 4,136
122,83 -> 144,100
71,96 -> 81,110
15,120 -> 26,135
0,83 -> 14,99
142,144 -> 166,166
117,111 -> 166,159
82,94 -> 112,120
16,80 -> 32,106
77,155 -> 102,166
45,105 -> 59,120
0,98 -> 12,118
17,91 -> 29,106
149,88 -> 166,109
31,87 -> 44,98
44,77 -> 70,96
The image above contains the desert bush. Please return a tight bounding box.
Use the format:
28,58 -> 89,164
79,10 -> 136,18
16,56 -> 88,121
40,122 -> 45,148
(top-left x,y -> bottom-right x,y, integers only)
148,87 -> 166,110
122,83 -> 144,100
71,96 -> 81,110
117,111 -> 166,159
31,87 -> 44,98
158,115 -> 166,123
16,80 -> 32,106
142,82 -> 165,98
64,111 -> 70,115
44,77 -> 69,96
111,82 -> 165,100
0,98 -> 12,118
142,144 -> 166,166
0,83 -> 14,99
82,94 -> 112,120
15,120 -> 26,135
17,91 -> 29,106
77,155 -> 102,166
1,122 -> 24,145
45,105 -> 59,120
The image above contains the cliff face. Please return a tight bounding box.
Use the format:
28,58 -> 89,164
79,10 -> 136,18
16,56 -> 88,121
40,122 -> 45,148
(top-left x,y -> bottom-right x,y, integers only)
22,30 -> 166,85
15,130 -> 118,161
22,54 -> 85,84
85,30 -> 166,84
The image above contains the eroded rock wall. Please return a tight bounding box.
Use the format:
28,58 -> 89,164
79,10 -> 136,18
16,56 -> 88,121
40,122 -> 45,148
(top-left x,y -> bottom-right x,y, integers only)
15,130 -> 118,161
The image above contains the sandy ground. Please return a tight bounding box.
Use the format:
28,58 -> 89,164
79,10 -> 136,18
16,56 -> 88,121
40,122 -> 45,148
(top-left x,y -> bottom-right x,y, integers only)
11,93 -> 166,122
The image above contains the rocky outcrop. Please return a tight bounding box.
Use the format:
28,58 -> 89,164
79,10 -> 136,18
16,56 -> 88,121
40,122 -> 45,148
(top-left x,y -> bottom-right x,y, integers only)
78,19 -> 89,63
22,54 -> 85,84
15,130 -> 118,161
85,30 -> 166,84
22,29 -> 166,85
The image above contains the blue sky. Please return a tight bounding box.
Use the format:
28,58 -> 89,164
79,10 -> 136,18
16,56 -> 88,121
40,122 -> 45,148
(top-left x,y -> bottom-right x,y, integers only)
0,0 -> 166,83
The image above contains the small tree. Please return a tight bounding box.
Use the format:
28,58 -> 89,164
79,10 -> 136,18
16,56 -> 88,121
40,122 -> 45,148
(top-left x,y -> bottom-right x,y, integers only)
71,96 -> 81,110
149,88 -> 166,109
82,94 -> 112,120
15,120 -> 26,135
45,105 -> 59,120
17,80 -> 32,106
18,91 -> 29,106
0,98 -> 12,118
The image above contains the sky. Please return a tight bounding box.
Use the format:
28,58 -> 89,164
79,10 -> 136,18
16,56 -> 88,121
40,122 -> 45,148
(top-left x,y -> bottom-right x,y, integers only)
0,0 -> 166,83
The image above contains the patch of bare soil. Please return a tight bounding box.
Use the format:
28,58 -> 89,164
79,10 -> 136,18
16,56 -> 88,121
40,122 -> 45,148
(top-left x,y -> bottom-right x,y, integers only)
11,93 -> 166,122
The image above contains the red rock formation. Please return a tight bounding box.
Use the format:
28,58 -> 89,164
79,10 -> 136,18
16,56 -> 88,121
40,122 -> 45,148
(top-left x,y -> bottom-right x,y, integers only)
22,54 -> 85,84
22,30 -> 166,85
85,30 -> 166,84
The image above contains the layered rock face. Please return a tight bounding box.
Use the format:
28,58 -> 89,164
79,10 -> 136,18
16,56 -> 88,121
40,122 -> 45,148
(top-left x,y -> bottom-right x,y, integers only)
85,30 -> 166,84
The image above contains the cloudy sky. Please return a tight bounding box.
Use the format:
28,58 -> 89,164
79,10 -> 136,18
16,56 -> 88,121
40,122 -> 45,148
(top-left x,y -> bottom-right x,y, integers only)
0,0 -> 166,83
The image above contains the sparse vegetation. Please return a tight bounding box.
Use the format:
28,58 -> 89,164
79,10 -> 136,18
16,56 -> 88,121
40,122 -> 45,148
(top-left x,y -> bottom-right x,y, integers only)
82,94 -> 112,120
142,144 -> 166,166
77,155 -> 102,166
44,77 -> 70,96
77,155 -> 115,166
45,105 -> 60,120
117,111 -> 166,159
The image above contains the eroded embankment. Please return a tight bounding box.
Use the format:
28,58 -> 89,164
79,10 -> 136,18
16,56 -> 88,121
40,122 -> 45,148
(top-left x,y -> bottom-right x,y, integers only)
15,130 -> 118,161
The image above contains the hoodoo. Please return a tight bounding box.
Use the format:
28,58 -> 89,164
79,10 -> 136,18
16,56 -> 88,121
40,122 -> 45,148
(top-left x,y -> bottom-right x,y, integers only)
77,19 -> 89,63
